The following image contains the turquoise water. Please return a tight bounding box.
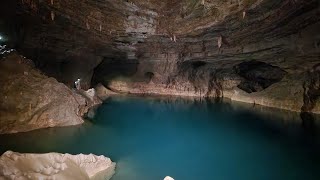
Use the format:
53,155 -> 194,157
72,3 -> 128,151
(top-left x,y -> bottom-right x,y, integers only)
1,96 -> 320,180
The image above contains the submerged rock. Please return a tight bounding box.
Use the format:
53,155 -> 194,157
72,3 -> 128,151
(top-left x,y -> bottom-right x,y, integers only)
0,54 -> 92,134
0,151 -> 116,180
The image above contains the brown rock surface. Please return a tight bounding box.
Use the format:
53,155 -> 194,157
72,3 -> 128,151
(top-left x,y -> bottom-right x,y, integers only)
105,57 -> 320,114
0,0 -> 319,114
0,53 -> 91,134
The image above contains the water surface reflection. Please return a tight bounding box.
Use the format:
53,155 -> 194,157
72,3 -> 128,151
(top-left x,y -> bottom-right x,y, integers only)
0,96 -> 320,180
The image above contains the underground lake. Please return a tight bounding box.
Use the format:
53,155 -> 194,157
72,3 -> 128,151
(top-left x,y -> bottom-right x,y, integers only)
0,96 -> 320,180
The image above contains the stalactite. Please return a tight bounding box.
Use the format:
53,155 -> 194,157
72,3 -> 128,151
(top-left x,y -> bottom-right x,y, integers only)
173,35 -> 177,42
50,0 -> 54,5
51,11 -> 55,21
218,36 -> 222,48
86,20 -> 90,30
243,11 -> 246,19
99,24 -> 102,32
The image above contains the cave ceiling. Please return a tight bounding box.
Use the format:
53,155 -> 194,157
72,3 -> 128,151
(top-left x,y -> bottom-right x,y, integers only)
0,0 -> 319,68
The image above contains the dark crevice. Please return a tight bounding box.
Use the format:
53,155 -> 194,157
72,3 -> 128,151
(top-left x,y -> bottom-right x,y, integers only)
144,72 -> 155,82
234,60 -> 287,93
191,61 -> 207,69
91,56 -> 139,87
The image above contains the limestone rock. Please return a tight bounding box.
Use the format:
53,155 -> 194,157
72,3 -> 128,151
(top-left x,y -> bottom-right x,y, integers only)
95,83 -> 119,100
1,0 -> 319,114
0,151 -> 116,180
106,57 -> 320,114
301,63 -> 320,113
85,88 -> 96,100
0,54 -> 91,134
164,176 -> 175,180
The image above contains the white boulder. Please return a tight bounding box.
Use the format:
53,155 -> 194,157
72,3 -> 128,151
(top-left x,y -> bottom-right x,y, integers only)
164,176 -> 175,180
0,151 -> 116,180
85,88 -> 96,100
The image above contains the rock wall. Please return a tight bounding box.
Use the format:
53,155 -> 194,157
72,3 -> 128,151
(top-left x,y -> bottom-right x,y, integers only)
0,0 -> 158,89
0,53 -> 93,134
0,0 -> 319,114
101,0 -> 320,114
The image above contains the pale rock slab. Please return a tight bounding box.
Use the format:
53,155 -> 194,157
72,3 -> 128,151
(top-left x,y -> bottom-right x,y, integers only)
0,151 -> 116,180
164,176 -> 175,180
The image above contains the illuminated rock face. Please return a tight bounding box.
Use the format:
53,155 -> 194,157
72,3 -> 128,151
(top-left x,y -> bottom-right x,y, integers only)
0,151 -> 116,180
0,0 -> 319,113
0,54 -> 93,134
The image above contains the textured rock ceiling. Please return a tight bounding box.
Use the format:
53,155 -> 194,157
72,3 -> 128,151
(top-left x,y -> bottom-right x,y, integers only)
7,0 -> 318,50
0,0 -> 320,115
0,0 -> 319,87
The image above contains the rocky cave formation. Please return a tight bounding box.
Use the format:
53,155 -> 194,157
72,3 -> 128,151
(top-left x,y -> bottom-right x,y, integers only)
0,0 -> 320,122
0,53 -> 100,134
0,151 -> 116,180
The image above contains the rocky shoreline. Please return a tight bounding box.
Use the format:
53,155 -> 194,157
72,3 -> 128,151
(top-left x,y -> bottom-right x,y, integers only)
97,59 -> 320,115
